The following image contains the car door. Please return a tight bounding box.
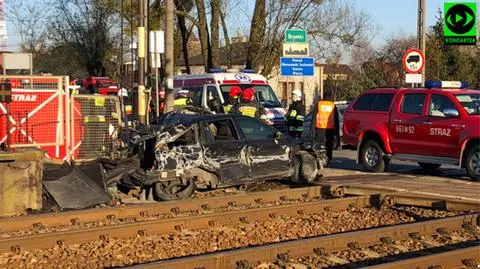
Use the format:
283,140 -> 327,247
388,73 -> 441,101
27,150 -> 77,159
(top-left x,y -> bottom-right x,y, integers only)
424,93 -> 464,158
389,92 -> 429,155
235,116 -> 291,180
200,119 -> 250,183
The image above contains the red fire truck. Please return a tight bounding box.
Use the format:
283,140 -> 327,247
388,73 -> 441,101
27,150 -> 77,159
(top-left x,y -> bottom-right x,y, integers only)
83,77 -> 119,95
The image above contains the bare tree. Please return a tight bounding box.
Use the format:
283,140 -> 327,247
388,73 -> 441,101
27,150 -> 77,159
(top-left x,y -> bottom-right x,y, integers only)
194,0 -> 212,70
48,0 -> 118,76
210,0 -> 220,67
219,1 -> 232,68
245,0 -> 374,77
175,0 -> 194,74
6,1 -> 50,53
246,0 -> 265,70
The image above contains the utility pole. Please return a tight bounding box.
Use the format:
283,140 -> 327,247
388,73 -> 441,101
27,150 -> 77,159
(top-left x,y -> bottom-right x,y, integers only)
137,0 -> 146,123
164,0 -> 175,112
417,0 -> 426,86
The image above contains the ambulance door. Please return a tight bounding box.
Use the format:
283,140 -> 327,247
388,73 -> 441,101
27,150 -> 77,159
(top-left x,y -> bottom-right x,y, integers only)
203,84 -> 223,111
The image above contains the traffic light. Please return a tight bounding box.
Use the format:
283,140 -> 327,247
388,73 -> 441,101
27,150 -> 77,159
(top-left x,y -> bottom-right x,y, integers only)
0,81 -> 12,103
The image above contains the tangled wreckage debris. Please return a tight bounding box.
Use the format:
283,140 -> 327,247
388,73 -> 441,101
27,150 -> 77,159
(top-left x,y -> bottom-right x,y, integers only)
43,109 -> 327,209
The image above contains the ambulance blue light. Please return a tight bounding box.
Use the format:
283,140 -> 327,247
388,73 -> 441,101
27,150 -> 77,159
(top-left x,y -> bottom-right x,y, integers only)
208,68 -> 225,73
241,69 -> 255,73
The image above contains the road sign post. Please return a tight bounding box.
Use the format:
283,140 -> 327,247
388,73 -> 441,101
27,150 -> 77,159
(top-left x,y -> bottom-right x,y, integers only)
285,29 -> 307,43
280,57 -> 315,76
403,48 -> 425,86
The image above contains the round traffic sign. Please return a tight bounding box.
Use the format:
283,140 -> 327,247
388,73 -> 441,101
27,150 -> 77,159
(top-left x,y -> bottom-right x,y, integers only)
402,48 -> 425,74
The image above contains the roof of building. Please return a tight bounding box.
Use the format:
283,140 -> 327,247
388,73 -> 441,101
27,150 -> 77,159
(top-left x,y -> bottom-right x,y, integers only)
177,42 -> 248,67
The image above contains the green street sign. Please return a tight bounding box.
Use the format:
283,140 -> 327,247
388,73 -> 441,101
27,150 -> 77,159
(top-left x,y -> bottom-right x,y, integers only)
285,29 -> 307,43
444,2 -> 477,45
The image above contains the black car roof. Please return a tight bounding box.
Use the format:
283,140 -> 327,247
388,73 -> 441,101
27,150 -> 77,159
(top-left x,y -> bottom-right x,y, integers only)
152,111 -> 233,126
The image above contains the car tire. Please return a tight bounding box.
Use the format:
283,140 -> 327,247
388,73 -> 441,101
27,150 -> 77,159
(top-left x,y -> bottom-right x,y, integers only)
291,152 -> 318,184
361,140 -> 386,173
465,145 -> 480,181
154,178 -> 196,201
418,162 -> 441,172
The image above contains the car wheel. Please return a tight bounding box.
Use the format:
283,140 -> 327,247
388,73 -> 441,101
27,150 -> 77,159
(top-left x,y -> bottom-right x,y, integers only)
361,140 -> 386,173
418,162 -> 441,172
154,178 -> 196,201
466,145 -> 480,181
292,152 -> 318,184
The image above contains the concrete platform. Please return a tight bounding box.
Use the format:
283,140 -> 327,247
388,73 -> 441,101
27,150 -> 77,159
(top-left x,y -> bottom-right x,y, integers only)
0,150 -> 43,216
321,168 -> 480,202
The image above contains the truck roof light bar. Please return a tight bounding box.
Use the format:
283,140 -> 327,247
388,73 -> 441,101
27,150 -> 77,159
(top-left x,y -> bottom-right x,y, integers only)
425,80 -> 468,89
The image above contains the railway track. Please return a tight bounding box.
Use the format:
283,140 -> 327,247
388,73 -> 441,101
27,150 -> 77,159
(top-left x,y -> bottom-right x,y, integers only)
126,213 -> 480,269
1,178 -> 479,268
0,195 -> 371,252
0,184 -> 328,234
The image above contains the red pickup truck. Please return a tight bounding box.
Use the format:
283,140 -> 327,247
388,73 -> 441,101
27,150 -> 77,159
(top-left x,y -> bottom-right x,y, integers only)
342,81 -> 479,180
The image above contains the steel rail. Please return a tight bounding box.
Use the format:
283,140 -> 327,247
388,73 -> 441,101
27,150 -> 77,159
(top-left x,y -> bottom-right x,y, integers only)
0,184 -> 330,233
0,195 -> 373,253
124,213 -> 479,269
366,244 -> 480,269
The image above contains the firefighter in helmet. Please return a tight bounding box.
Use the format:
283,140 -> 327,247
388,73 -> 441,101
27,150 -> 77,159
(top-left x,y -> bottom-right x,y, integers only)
223,86 -> 242,114
173,90 -> 192,110
233,87 -> 267,121
286,89 -> 305,138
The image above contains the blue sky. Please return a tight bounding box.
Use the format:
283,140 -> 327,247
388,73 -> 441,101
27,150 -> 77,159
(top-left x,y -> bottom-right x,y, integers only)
5,0 -> 479,59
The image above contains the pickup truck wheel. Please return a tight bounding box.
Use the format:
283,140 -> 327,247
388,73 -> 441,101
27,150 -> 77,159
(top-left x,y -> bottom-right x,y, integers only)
154,178 -> 196,201
361,140 -> 386,173
466,145 -> 480,181
291,152 -> 318,184
418,162 -> 441,172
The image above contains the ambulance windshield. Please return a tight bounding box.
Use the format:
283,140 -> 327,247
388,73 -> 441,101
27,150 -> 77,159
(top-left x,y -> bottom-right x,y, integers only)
220,85 -> 282,108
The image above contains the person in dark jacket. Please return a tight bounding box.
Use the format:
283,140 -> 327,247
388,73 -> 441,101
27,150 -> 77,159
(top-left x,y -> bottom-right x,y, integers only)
286,89 -> 305,138
233,87 -> 267,120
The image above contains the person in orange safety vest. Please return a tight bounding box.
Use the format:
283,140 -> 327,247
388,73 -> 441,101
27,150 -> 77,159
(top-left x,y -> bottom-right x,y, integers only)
314,91 -> 339,167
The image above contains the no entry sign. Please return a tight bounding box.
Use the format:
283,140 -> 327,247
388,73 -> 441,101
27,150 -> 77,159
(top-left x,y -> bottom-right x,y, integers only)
402,49 -> 425,74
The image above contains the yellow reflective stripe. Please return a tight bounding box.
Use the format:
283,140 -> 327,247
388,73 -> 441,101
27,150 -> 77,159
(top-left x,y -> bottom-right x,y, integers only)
296,115 -> 304,121
95,97 -> 105,107
239,106 -> 257,118
289,110 -> 297,117
224,105 -> 232,113
84,116 -> 106,123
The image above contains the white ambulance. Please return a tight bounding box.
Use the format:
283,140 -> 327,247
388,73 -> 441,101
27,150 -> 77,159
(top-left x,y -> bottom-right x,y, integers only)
173,70 -> 287,132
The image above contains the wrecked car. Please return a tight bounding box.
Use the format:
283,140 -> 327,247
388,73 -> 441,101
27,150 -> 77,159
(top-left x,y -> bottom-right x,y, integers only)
112,111 -> 326,201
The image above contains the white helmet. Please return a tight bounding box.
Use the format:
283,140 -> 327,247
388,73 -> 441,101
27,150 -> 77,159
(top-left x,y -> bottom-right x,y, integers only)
292,89 -> 302,101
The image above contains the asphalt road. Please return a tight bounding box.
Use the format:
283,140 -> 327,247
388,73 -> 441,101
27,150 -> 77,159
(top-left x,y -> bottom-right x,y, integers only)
329,148 -> 471,181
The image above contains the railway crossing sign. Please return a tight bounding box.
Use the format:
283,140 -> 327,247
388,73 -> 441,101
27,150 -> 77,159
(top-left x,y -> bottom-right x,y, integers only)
402,48 -> 425,74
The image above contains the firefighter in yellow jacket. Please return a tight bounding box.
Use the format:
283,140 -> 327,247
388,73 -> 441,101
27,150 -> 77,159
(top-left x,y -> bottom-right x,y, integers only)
232,87 -> 267,121
314,91 -> 339,167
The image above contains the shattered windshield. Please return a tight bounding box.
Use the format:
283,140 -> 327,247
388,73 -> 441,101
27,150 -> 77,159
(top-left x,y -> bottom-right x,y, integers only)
455,94 -> 480,115
221,85 -> 282,108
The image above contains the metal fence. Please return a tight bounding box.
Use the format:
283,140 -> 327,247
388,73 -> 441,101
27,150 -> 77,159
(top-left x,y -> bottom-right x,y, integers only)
0,76 -> 68,159
70,95 -> 122,162
0,75 -> 123,163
